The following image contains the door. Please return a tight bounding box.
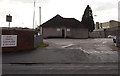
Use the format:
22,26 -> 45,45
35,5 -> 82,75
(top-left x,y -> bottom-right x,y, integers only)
62,29 -> 65,38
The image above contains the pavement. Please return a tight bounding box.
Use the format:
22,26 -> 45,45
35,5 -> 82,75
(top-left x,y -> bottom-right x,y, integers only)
2,38 -> 119,75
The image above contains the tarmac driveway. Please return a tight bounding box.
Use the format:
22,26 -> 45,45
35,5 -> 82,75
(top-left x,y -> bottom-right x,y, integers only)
43,38 -> 119,51
42,38 -> 118,63
3,38 -> 118,63
3,38 -> 118,74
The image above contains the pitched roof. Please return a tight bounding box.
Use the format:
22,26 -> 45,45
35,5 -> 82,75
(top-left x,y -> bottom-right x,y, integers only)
41,15 -> 87,28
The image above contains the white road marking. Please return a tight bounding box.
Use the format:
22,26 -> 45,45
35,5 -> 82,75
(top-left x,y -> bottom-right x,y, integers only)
94,45 -> 105,46
102,41 -> 107,44
79,47 -> 90,54
62,44 -> 75,48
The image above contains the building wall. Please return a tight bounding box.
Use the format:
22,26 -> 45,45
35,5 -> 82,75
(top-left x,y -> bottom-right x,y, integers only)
89,31 -> 105,38
110,21 -> 119,28
100,20 -> 120,29
1,29 -> 34,52
95,22 -> 100,29
69,28 -> 88,38
42,27 -> 61,38
101,22 -> 110,29
89,26 -> 120,38
42,27 -> 88,38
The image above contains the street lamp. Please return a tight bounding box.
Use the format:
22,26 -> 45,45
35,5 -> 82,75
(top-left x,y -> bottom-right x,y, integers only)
94,15 -> 99,29
94,15 -> 97,23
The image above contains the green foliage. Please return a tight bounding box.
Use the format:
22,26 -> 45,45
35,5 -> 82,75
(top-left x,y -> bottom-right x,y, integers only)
81,5 -> 95,32
37,43 -> 49,48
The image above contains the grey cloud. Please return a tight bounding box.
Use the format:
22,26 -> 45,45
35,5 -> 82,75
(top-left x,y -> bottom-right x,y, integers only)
93,2 -> 117,11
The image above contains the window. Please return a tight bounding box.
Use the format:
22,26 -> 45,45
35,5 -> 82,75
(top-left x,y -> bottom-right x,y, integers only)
57,28 -> 60,31
67,28 -> 70,31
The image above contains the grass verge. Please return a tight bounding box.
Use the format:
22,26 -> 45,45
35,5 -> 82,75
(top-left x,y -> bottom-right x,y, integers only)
36,43 -> 49,48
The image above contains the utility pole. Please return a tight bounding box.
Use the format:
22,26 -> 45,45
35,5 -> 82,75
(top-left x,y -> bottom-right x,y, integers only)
33,0 -> 36,29
39,7 -> 42,35
39,7 -> 41,26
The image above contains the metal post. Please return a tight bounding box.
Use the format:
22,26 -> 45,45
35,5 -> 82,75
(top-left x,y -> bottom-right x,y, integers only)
9,22 -> 10,28
39,7 -> 41,26
8,14 -> 11,28
39,7 -> 42,35
33,0 -> 35,29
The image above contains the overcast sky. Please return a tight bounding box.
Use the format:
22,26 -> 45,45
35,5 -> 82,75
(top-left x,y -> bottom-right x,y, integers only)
0,0 -> 119,28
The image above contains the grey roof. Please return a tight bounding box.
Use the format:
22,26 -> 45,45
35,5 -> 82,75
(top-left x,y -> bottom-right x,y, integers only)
41,15 -> 88,28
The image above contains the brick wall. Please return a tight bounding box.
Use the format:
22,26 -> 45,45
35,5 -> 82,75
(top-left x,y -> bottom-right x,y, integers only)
1,29 -> 34,52
89,26 -> 120,38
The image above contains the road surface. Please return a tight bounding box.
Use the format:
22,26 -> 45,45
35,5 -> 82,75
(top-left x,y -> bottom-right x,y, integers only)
2,38 -> 119,75
44,38 -> 119,51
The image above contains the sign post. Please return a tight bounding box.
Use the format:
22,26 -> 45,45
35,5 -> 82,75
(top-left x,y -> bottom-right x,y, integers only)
6,14 -> 12,28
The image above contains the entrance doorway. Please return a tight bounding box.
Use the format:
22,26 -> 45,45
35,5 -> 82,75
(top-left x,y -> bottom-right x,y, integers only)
62,29 -> 65,38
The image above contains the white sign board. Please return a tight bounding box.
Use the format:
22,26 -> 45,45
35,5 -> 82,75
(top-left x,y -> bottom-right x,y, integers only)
1,35 -> 17,47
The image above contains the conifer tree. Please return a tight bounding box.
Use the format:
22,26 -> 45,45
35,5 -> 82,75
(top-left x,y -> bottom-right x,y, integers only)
81,5 -> 95,32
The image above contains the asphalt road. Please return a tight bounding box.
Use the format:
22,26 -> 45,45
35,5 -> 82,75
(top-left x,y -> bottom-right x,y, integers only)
3,63 -> 118,74
2,38 -> 119,75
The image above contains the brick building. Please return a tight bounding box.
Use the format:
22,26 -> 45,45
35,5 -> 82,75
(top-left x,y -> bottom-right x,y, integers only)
40,15 -> 88,38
